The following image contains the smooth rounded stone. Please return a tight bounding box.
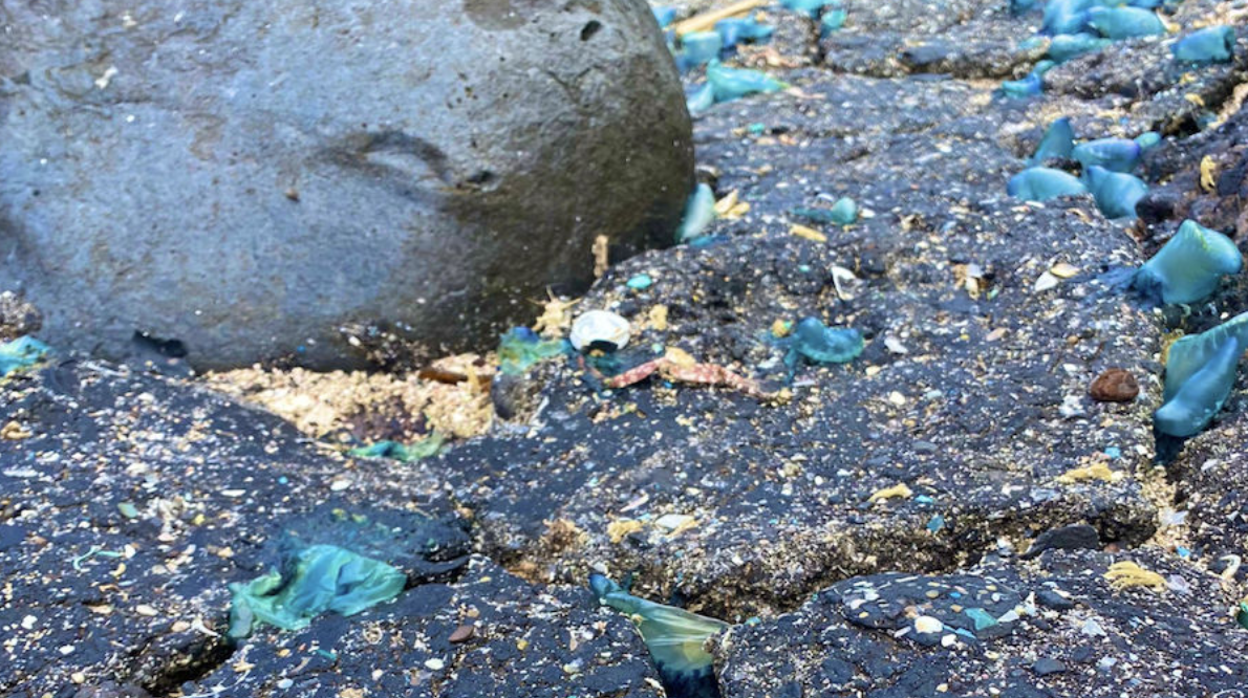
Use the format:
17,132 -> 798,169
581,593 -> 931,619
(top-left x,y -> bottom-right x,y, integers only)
0,0 -> 693,370
1020,524 -> 1101,559
1088,368 -> 1140,402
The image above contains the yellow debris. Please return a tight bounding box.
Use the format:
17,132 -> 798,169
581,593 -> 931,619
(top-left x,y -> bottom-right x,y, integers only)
1104,561 -> 1167,593
771,319 -> 792,338
713,190 -> 740,216
673,0 -> 767,36
1200,156 -> 1217,192
1057,461 -> 1121,484
1185,93 -> 1206,107
664,346 -> 697,368
533,291 -> 580,338
1050,262 -> 1080,279
647,305 -> 670,331
0,420 -> 31,440
607,519 -> 645,544
790,224 -> 827,243
592,234 -> 610,279
868,483 -> 913,503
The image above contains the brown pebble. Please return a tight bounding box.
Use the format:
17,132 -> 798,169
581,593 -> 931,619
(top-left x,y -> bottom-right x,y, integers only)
1089,368 -> 1139,402
449,624 -> 475,643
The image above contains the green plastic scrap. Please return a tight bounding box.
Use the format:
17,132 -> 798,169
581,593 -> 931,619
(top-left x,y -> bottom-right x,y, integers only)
964,607 -> 999,631
793,197 -> 857,226
228,544 -> 407,639
589,573 -> 727,694
497,327 -> 566,375
1237,601 -> 1248,630
706,60 -> 788,103
347,432 -> 445,463
0,336 -> 49,377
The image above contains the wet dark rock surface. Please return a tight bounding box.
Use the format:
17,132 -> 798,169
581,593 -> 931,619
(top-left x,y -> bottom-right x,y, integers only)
0,0 -> 692,371
5,0 -> 1248,696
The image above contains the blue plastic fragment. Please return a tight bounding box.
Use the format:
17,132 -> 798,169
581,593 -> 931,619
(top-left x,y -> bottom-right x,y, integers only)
1042,0 -> 1095,36
1086,6 -> 1165,40
686,83 -> 716,114
927,514 -> 946,533
1172,26 -> 1236,63
779,0 -> 838,18
1048,32 -> 1111,62
1134,131 -> 1161,149
1131,220 -> 1242,305
681,31 -> 724,67
707,60 -> 788,102
0,336 -> 49,377
1083,165 -> 1147,219
1029,117 -> 1075,165
1007,167 -> 1088,201
1156,312 -> 1248,437
782,317 -> 864,369
1104,446 -> 1122,459
793,197 -> 857,225
1001,72 -> 1043,99
715,15 -> 774,50
653,6 -> 678,28
676,183 -> 717,243
1073,137 -> 1142,173
1177,546 -> 1191,558
821,9 -> 848,34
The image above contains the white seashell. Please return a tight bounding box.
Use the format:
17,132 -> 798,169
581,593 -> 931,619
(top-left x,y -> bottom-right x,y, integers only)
570,310 -> 630,351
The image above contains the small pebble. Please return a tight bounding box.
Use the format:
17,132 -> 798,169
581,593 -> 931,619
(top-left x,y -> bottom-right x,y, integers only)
1033,658 -> 1067,676
277,678 -> 294,689
1089,368 -> 1139,402
449,624 -> 475,643
425,658 -> 445,671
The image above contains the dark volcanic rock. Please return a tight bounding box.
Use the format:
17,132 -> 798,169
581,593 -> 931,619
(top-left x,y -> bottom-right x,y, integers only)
0,0 -> 693,370
713,549 -> 1248,697
0,361 -> 470,696
181,557 -> 665,698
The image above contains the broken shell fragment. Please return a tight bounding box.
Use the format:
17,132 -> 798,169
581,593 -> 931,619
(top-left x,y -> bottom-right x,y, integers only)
570,310 -> 631,352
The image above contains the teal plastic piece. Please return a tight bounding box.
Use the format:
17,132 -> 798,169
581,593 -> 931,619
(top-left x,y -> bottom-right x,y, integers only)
715,16 -> 774,49
687,83 -> 715,114
683,31 -> 724,66
1134,131 -> 1161,149
228,544 -> 407,638
676,183 -> 717,243
1029,117 -> 1075,165
1007,167 -> 1088,201
1083,165 -> 1147,219
1172,26 -> 1235,63
964,607 -> 999,631
784,317 -> 864,369
1132,220 -> 1242,305
706,60 -> 788,102
1073,137 -> 1142,173
821,9 -> 848,34
1001,72 -> 1043,98
1156,312 -> 1248,437
1048,32 -> 1111,62
779,0 -> 838,18
1086,6 -> 1165,39
1156,334 -> 1242,437
653,7 -> 678,28
348,433 -> 445,463
793,197 -> 857,226
627,274 -> 654,290
497,327 -> 566,375
1042,0 -> 1094,36
590,574 -> 727,698
0,336 -> 49,377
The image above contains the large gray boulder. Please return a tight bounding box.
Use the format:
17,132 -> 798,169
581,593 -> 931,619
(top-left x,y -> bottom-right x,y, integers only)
0,0 -> 693,369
